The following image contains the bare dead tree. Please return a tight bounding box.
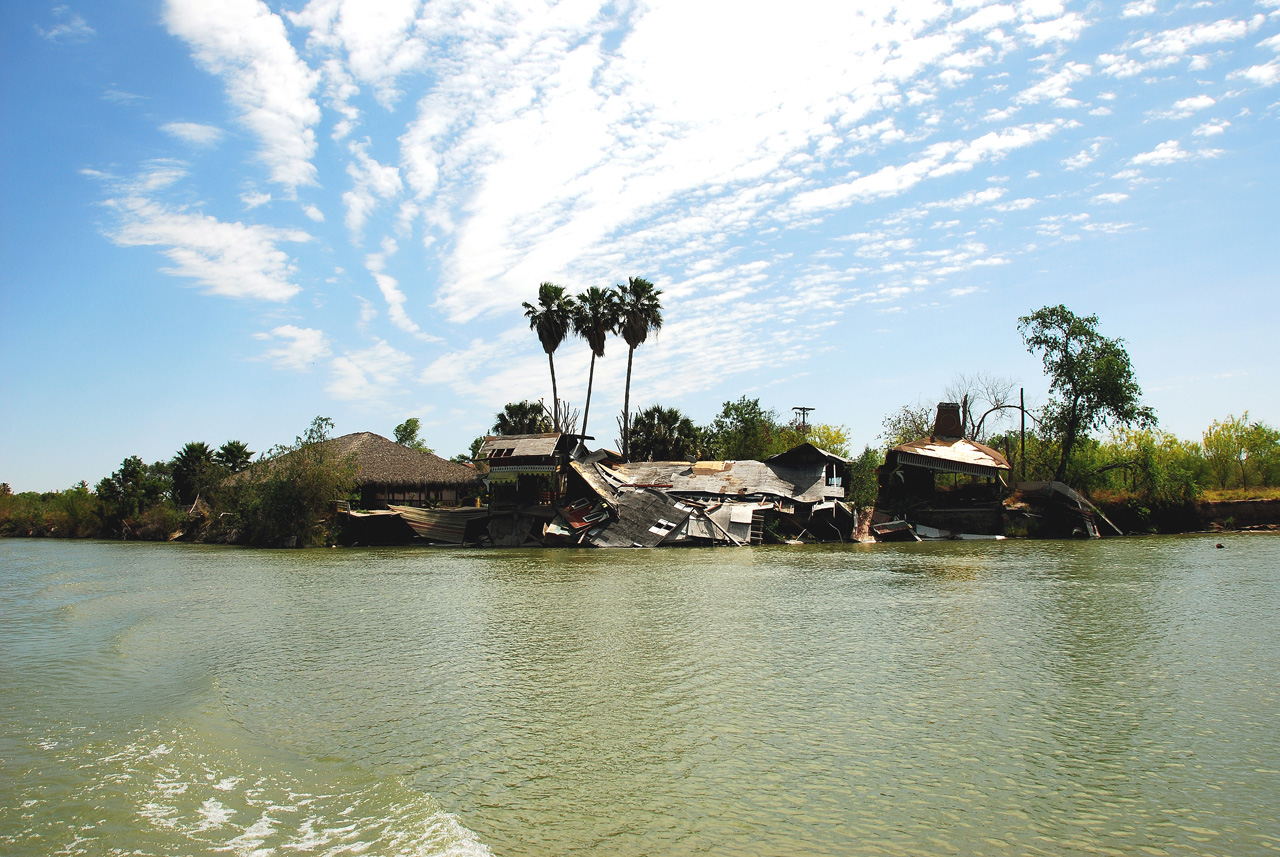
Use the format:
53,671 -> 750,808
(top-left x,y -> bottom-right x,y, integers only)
540,398 -> 580,437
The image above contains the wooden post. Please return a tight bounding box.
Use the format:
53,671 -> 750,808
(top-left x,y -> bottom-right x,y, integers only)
1020,387 -> 1026,483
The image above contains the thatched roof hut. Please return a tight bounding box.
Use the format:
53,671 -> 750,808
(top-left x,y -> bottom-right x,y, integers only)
327,432 -> 482,508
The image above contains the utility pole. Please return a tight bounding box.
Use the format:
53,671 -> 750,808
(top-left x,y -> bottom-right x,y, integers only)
1020,387 -> 1026,483
792,406 -> 815,435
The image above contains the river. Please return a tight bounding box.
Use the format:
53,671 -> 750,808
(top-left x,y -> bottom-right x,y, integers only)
2,536 -> 1278,856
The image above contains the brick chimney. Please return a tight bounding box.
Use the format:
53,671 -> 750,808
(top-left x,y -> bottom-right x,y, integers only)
932,402 -> 964,440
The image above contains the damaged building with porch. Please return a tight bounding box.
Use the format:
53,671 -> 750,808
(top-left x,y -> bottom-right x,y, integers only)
871,402 -> 1121,541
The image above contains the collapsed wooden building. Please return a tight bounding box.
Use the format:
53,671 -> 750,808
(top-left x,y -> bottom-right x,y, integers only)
870,403 -> 1120,541
355,430 -> 859,548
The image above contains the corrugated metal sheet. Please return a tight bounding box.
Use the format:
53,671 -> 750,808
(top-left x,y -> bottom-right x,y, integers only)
583,488 -> 690,548
610,461 -> 830,503
891,438 -> 1010,476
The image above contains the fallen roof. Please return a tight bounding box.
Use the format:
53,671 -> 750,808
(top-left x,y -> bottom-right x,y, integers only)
890,437 -> 1011,478
609,460 -> 831,503
583,488 -> 691,548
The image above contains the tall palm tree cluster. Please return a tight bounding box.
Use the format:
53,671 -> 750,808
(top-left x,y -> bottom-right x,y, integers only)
522,276 -> 663,461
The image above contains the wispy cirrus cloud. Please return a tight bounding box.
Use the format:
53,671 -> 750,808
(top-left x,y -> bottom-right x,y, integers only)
96,164 -> 311,301
165,0 -> 321,188
162,122 -> 224,146
37,5 -> 95,42
328,339 -> 414,401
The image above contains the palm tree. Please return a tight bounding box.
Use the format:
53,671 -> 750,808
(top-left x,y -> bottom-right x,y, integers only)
492,401 -> 553,435
629,404 -> 700,461
614,276 -> 663,460
572,286 -> 619,438
214,440 -> 254,473
522,282 -> 576,432
171,441 -> 215,506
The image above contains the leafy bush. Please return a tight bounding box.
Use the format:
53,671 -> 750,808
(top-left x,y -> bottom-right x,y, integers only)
228,417 -> 357,547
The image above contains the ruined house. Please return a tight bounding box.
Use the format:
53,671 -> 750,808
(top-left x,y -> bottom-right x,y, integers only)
873,403 -> 1011,539
561,442 -> 856,547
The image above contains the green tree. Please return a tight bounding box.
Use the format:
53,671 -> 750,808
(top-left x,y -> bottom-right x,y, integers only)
615,276 -> 663,460
96,456 -> 173,537
234,416 -> 357,548
492,401 -> 552,435
1245,420 -> 1280,487
805,424 -> 852,458
705,397 -> 780,461
845,446 -> 884,509
523,282 -> 576,432
171,441 -> 217,506
393,417 -> 433,453
880,403 -> 934,447
572,286 -> 619,438
628,405 -> 701,461
214,440 -> 254,473
1203,414 -> 1248,489
1018,305 -> 1155,482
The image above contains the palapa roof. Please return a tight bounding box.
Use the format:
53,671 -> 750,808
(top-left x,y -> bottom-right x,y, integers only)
327,432 -> 483,487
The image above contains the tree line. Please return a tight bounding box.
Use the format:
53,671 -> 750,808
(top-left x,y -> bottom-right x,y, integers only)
5,302 -> 1277,543
0,418 -> 358,546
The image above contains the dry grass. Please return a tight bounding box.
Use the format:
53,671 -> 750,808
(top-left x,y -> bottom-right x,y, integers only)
1202,486 -> 1280,502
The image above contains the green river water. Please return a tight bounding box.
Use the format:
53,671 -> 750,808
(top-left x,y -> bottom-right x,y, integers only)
2,536 -> 1278,856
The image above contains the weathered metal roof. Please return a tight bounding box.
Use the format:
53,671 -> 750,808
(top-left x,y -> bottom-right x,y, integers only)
765,442 -> 850,467
583,488 -> 691,548
480,433 -> 562,458
890,437 -> 1010,477
609,460 -> 830,503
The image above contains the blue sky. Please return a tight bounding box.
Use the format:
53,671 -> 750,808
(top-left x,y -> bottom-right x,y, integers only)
2,0 -> 1278,491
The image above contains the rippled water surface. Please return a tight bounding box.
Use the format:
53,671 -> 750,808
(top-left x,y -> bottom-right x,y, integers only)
2,536 -> 1279,856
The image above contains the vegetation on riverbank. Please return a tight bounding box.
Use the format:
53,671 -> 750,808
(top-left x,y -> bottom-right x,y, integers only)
4,300 -> 1278,544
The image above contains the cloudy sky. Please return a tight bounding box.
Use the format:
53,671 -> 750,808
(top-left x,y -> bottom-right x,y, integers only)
2,0 -> 1278,490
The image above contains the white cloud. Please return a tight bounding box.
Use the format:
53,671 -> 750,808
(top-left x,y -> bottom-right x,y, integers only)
994,197 -> 1039,212
1230,60 -> 1280,86
1091,192 -> 1130,203
165,0 -> 321,188
302,204 -> 325,222
241,191 -> 271,208
290,0 -> 428,108
1122,1 -> 1156,17
162,122 -> 223,146
328,339 -> 415,401
1063,140 -> 1105,169
343,139 -> 403,240
365,239 -> 436,341
1019,12 -> 1088,46
101,165 -> 310,301
256,325 -> 330,370
1131,18 -> 1251,57
38,6 -> 95,42
1017,61 -> 1092,106
1130,139 -> 1222,165
1151,94 -> 1217,119
1193,119 -> 1230,136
